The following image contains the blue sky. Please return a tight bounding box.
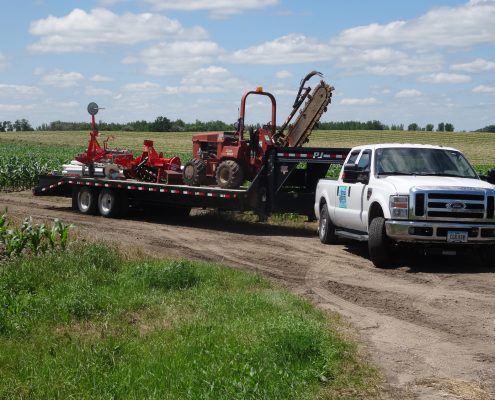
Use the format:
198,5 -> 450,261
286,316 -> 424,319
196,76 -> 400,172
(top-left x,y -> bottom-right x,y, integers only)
0,0 -> 494,130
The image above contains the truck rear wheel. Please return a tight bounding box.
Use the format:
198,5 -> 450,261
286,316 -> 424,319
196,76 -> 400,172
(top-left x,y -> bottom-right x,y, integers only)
76,187 -> 98,215
216,160 -> 243,189
319,204 -> 338,244
183,159 -> 206,186
368,217 -> 396,268
98,188 -> 123,218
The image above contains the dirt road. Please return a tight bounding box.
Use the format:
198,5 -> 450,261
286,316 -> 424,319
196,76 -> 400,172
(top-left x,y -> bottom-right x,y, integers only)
1,191 -> 494,400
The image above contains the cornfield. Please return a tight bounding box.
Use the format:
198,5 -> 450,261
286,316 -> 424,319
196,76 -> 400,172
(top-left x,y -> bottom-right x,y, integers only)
0,142 -> 81,191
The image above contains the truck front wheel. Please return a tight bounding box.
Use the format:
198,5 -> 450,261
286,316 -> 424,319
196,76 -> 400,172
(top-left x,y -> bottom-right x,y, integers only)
319,204 -> 338,244
368,217 -> 396,268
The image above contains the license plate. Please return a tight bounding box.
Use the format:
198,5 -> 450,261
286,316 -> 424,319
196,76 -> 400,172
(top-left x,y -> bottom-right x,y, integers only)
446,231 -> 468,243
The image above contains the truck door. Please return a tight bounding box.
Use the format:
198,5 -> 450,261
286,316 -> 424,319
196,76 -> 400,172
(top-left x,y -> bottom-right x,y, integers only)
334,149 -> 371,232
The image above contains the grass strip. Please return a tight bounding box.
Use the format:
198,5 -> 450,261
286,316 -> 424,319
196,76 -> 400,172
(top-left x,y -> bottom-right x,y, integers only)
0,244 -> 378,399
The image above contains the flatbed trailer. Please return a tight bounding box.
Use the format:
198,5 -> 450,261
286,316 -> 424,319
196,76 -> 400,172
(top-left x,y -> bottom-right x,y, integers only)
34,147 -> 350,220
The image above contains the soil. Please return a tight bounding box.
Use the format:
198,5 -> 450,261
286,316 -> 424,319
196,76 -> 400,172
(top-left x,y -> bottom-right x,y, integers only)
1,191 -> 494,400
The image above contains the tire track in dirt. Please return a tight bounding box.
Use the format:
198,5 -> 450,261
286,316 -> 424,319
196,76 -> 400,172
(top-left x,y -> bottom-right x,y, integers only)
1,191 -> 494,400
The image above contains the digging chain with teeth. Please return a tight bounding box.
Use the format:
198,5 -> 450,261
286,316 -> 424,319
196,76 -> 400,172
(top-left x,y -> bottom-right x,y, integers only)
280,81 -> 333,148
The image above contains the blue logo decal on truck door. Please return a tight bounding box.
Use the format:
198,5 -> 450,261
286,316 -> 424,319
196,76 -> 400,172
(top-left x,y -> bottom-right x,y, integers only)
338,186 -> 348,208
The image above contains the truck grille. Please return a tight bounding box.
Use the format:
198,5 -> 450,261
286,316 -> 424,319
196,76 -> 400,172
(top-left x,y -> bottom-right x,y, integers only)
412,188 -> 494,221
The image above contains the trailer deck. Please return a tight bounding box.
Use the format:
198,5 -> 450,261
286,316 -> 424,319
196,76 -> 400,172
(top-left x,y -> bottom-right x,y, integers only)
34,147 -> 350,219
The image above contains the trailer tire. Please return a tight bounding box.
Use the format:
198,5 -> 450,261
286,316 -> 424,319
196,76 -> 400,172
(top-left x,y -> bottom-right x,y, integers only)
98,188 -> 122,218
216,160 -> 243,189
77,187 -> 98,215
368,217 -> 395,268
183,159 -> 206,186
319,204 -> 338,244
119,192 -> 129,217
71,187 -> 79,210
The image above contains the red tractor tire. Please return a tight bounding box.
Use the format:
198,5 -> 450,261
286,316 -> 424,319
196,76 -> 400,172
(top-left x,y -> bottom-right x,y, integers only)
183,159 -> 206,186
216,160 -> 244,189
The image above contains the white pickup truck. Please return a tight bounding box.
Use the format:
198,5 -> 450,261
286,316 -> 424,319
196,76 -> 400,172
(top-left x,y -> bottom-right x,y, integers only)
315,143 -> 495,268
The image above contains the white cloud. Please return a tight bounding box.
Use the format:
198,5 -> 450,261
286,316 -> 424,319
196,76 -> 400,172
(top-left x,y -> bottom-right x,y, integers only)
337,48 -> 443,76
472,84 -> 495,93
229,34 -> 338,64
338,47 -> 406,65
123,81 -> 161,91
450,58 -> 495,73
85,86 -> 113,96
54,101 -> 80,109
0,104 -> 35,112
98,0 -> 127,5
276,70 -> 292,79
332,0 -> 495,49
90,74 -> 114,82
141,41 -> 224,75
40,70 -> 84,88
395,89 -> 422,98
29,8 -> 207,53
0,84 -> 43,97
340,97 -> 379,105
164,66 -> 248,94
145,0 -> 278,18
418,73 -> 471,84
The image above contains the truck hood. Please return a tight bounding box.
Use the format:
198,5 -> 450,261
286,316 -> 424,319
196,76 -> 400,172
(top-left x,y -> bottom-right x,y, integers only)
378,175 -> 495,195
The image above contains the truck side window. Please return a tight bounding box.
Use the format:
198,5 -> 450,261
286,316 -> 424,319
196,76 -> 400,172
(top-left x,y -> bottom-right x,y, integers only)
357,150 -> 371,171
346,150 -> 360,165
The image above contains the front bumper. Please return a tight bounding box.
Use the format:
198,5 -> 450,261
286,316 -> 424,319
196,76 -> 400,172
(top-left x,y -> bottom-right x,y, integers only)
385,220 -> 495,243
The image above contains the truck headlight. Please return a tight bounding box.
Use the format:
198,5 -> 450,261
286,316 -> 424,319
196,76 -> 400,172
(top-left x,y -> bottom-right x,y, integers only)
390,195 -> 409,219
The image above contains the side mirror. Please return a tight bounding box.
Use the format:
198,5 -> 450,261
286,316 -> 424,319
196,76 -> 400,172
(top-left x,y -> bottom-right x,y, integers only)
342,164 -> 370,184
482,169 -> 495,185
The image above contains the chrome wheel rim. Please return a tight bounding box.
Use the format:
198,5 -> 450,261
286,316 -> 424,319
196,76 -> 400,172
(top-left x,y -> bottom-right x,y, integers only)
100,192 -> 113,214
79,191 -> 91,212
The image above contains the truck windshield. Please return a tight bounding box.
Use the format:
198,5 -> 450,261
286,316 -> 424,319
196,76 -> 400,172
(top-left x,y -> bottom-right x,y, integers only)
375,148 -> 478,178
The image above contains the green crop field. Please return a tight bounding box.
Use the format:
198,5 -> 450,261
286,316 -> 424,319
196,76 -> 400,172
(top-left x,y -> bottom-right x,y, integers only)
0,142 -> 81,191
4,129 -> 495,164
1,129 -> 495,191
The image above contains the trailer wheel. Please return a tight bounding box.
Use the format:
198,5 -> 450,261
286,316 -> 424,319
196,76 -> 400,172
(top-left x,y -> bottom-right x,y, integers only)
319,204 -> 338,244
98,188 -> 123,218
368,217 -> 395,268
216,160 -> 243,189
77,187 -> 98,215
183,159 -> 206,186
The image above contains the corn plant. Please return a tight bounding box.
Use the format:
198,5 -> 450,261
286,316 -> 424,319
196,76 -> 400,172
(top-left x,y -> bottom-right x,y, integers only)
51,219 -> 73,251
0,211 -> 74,259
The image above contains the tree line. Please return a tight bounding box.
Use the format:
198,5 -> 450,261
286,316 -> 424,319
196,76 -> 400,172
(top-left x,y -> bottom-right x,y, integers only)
36,117 -> 233,133
476,125 -> 495,133
0,117 -> 480,133
0,119 -> 34,132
